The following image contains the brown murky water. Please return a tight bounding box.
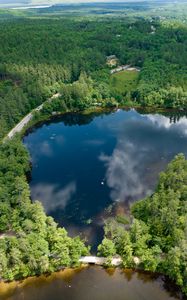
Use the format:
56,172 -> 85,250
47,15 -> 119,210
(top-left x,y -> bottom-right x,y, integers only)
0,267 -> 182,300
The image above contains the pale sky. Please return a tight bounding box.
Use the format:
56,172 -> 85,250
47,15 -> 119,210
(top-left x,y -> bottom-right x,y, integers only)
0,0 -> 150,4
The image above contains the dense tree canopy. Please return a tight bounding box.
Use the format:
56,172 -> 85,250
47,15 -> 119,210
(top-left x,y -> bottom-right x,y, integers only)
98,154 -> 187,295
0,17 -> 187,139
0,10 -> 187,295
0,138 -> 89,281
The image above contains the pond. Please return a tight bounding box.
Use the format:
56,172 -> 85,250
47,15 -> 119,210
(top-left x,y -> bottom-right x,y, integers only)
0,267 -> 183,300
24,109 -> 187,248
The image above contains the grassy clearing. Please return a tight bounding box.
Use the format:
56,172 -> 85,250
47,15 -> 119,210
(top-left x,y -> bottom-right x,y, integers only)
110,70 -> 139,95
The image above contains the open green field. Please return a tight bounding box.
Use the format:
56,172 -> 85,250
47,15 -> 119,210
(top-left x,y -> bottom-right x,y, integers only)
110,70 -> 139,95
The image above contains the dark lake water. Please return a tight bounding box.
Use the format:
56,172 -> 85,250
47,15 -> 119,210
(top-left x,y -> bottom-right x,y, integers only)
24,109 -> 187,248
0,267 -> 183,300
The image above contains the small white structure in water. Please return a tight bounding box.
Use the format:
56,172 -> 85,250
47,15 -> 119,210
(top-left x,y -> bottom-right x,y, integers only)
79,256 -> 122,266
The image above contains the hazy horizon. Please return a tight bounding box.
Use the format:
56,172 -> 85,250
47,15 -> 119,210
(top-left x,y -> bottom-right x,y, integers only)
0,0 -> 174,6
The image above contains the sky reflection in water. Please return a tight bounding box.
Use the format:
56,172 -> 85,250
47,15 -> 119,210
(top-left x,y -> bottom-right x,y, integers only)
24,109 -> 187,246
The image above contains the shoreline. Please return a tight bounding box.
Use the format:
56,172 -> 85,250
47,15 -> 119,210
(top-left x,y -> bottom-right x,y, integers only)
0,265 -> 183,300
4,89 -> 187,142
21,105 -> 187,141
1,102 -> 187,298
7,103 -> 187,142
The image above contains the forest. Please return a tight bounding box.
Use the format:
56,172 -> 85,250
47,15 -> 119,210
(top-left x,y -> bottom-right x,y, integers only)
0,17 -> 187,140
98,154 -> 187,295
0,137 -> 89,280
0,7 -> 187,295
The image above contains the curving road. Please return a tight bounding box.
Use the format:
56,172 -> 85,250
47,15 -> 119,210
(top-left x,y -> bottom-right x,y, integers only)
7,93 -> 60,139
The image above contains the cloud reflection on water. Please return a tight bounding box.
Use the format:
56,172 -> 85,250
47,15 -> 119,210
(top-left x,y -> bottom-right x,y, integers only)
99,142 -> 151,203
31,181 -> 76,213
146,114 -> 187,133
99,111 -> 187,204
25,110 -> 187,247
